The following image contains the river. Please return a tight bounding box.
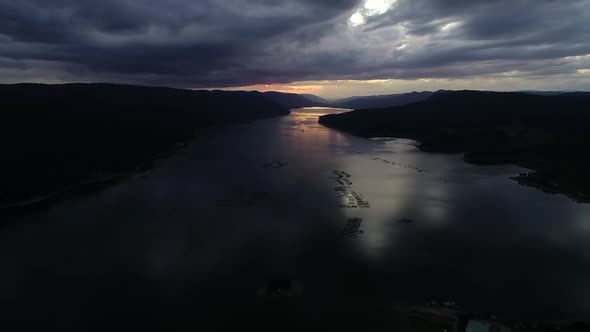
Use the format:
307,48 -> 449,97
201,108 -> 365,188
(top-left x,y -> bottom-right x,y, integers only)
2,107 -> 590,325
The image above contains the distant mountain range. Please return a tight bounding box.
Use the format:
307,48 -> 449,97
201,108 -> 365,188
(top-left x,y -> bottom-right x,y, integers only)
319,90 -> 590,202
300,94 -> 329,105
266,89 -> 586,110
262,90 -> 434,110
329,91 -> 435,109
262,91 -> 329,109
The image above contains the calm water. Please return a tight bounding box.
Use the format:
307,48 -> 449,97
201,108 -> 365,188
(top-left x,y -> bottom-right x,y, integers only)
2,108 -> 590,323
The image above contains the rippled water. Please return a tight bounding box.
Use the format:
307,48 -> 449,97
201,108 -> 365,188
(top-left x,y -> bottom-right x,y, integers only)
2,107 -> 590,324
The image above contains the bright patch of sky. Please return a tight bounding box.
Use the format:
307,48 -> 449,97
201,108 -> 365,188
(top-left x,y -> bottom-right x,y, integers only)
349,0 -> 397,27
213,74 -> 590,99
441,21 -> 462,32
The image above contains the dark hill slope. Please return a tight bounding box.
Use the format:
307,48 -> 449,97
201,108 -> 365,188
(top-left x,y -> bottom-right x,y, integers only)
0,83 -> 289,209
320,90 -> 590,202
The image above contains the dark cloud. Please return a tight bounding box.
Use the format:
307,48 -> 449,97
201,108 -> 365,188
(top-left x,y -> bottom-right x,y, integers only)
0,0 -> 589,87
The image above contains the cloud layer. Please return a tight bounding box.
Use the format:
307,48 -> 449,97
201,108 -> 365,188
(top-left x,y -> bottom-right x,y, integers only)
1,0 -> 589,90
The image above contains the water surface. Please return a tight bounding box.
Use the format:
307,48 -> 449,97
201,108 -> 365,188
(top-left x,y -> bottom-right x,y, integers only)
2,107 -> 590,324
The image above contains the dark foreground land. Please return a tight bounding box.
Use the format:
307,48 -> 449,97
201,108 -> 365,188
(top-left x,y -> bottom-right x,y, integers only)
320,91 -> 590,202
0,83 -> 290,210
9,299 -> 590,332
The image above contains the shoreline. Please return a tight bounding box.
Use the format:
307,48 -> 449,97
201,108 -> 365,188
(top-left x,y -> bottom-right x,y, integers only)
464,153 -> 590,204
0,172 -> 135,210
511,173 -> 590,204
319,119 -> 590,204
0,143 -> 186,212
440,146 -> 590,204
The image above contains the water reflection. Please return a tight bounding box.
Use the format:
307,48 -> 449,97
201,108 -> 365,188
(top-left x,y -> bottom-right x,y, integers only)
280,107 -> 353,160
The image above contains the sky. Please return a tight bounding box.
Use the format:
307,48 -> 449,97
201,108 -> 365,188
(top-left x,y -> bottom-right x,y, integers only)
1,0 -> 589,98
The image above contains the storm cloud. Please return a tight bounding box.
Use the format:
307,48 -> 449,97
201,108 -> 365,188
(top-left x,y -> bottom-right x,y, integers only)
0,0 -> 589,89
